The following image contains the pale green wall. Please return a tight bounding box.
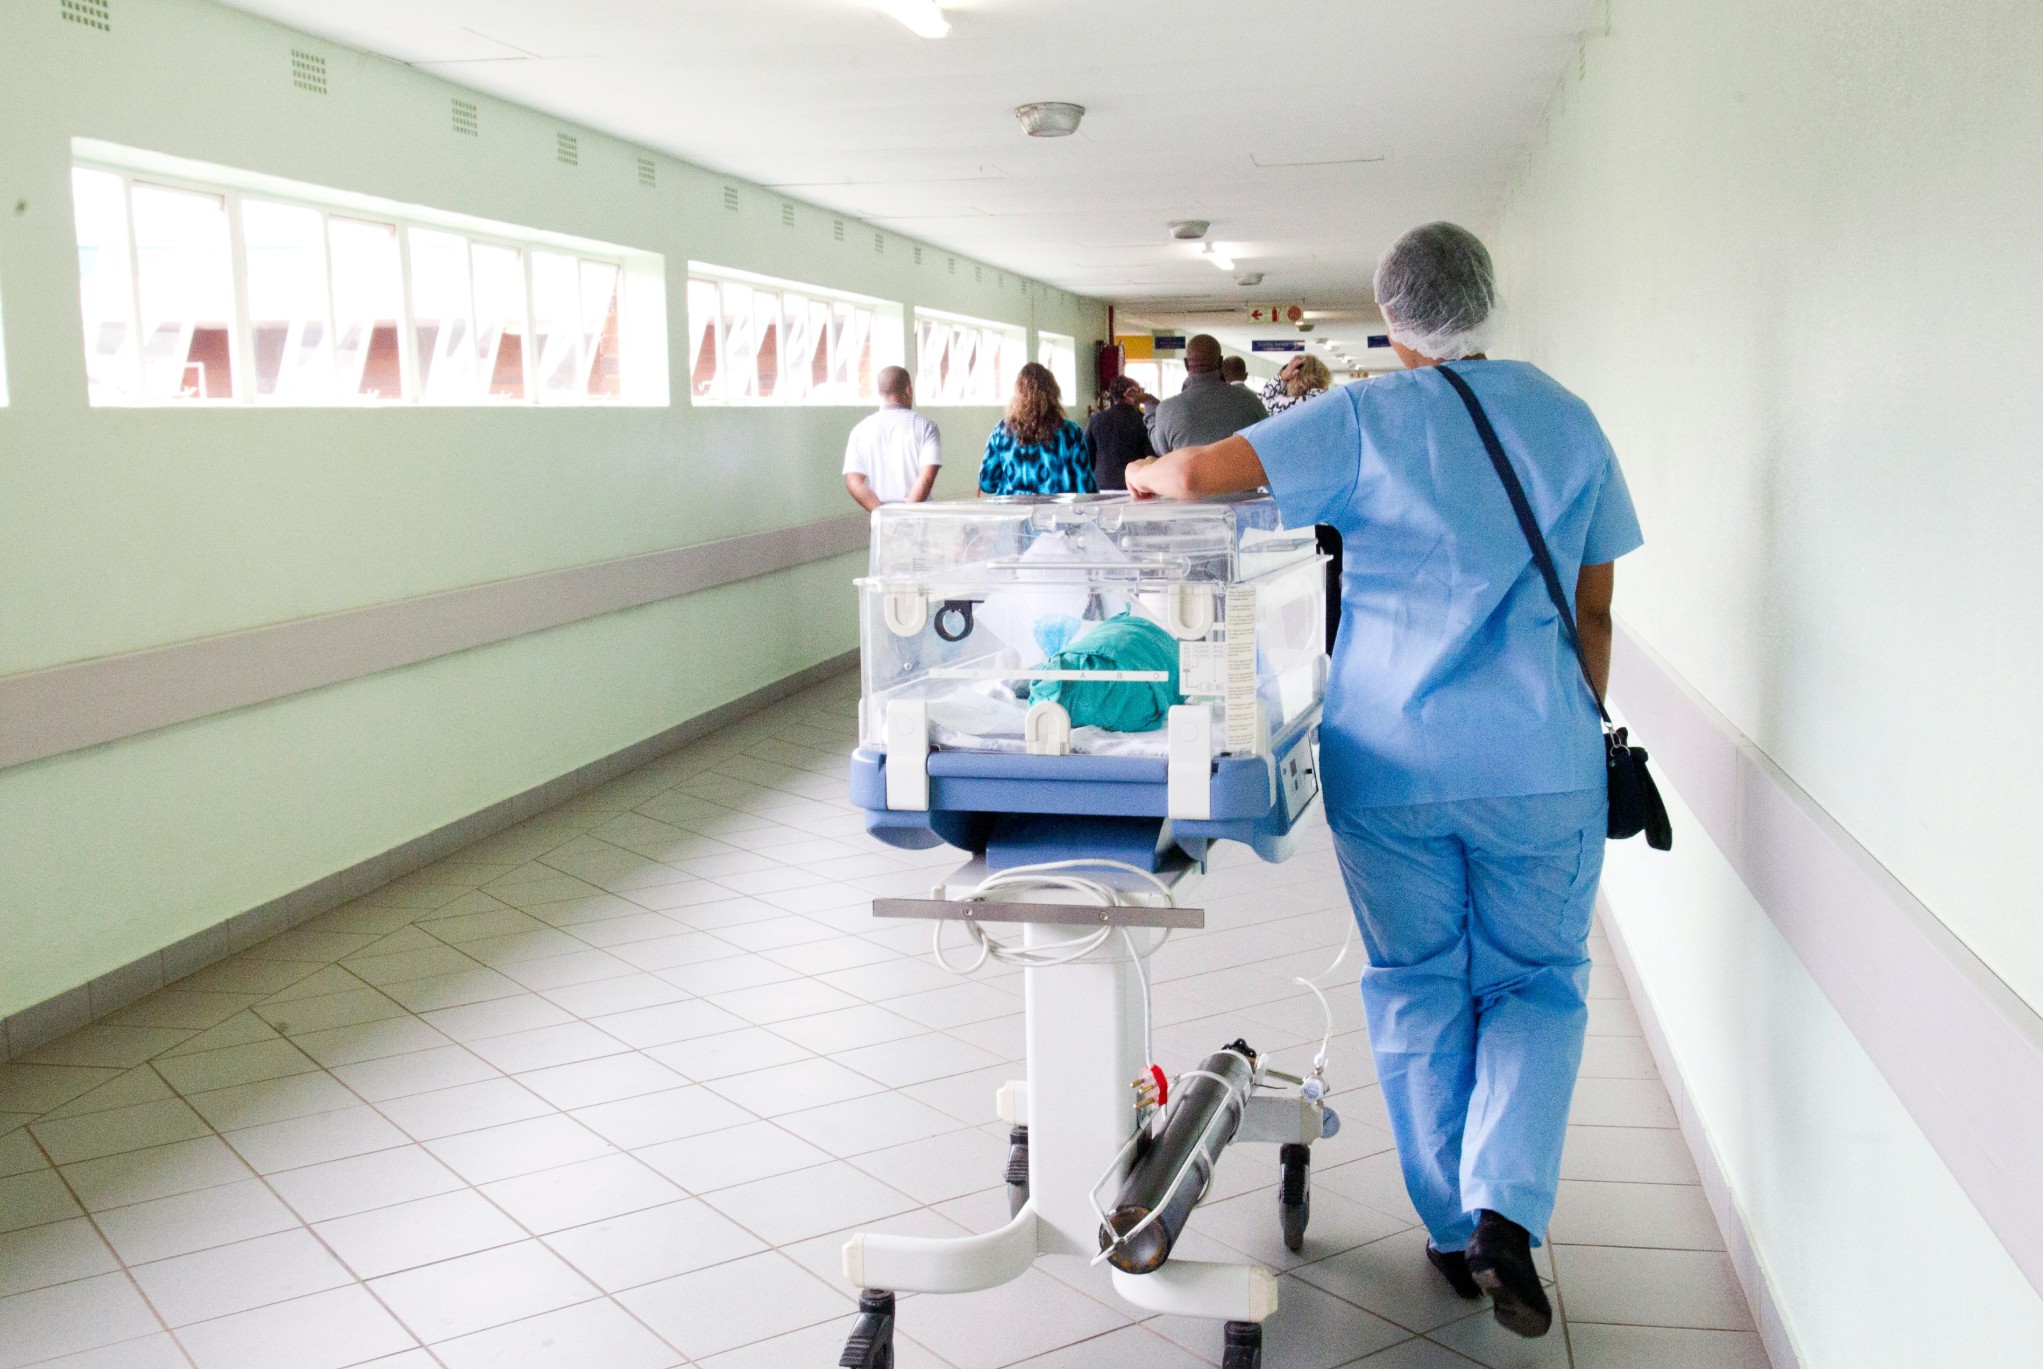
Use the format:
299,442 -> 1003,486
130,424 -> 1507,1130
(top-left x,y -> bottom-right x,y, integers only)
1492,0 -> 2043,1359
0,0 -> 1107,1016
1491,0 -> 2043,1012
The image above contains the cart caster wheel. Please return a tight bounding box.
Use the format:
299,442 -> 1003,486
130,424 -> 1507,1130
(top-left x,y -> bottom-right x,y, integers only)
1222,1319 -> 1263,1369
1004,1125 -> 1030,1217
839,1289 -> 895,1369
1278,1142 -> 1311,1253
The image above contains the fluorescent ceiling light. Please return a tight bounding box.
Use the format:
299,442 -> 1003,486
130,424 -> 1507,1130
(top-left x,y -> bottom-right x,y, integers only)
871,0 -> 949,38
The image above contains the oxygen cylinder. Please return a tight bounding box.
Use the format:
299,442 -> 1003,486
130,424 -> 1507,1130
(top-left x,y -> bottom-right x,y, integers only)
1098,1041 -> 1257,1274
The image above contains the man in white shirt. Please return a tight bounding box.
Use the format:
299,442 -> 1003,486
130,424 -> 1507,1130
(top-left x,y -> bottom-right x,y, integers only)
843,366 -> 942,511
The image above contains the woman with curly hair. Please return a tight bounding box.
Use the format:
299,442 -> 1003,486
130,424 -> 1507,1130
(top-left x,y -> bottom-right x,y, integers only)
978,362 -> 1097,496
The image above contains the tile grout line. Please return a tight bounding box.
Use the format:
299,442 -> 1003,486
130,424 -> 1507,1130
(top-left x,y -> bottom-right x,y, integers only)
6,679 -> 1737,1366
24,1093 -> 203,1369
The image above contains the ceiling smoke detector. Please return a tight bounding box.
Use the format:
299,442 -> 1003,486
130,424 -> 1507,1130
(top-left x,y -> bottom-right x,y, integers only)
1015,102 -> 1085,137
1235,271 -> 1264,287
1168,220 -> 1210,241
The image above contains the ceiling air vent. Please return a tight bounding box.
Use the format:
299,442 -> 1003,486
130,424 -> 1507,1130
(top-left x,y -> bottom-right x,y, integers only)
781,203 -> 795,228
637,156 -> 655,188
290,50 -> 327,94
556,133 -> 578,166
451,99 -> 478,137
61,0 -> 110,31
722,185 -> 739,212
833,219 -> 845,242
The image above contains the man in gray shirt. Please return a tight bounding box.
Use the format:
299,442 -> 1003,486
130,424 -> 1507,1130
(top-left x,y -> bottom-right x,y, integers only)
1146,334 -> 1268,453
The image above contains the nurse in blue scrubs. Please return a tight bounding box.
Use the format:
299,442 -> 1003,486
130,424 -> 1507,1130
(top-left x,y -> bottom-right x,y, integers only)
1126,222 -> 1643,1340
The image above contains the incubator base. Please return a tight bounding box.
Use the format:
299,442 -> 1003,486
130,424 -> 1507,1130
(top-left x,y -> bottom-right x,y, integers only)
834,857 -> 1325,1369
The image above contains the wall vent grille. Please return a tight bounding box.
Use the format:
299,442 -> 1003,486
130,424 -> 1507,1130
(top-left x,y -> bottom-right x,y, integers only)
947,256 -> 956,275
913,246 -> 923,266
722,185 -> 739,212
290,50 -> 327,94
781,203 -> 795,227
873,232 -> 885,255
638,156 -> 656,188
60,0 -> 110,31
833,218 -> 845,242
556,133 -> 578,166
451,99 -> 478,137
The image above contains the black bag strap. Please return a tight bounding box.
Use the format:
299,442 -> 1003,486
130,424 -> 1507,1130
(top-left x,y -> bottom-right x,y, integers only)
1435,364 -> 1611,727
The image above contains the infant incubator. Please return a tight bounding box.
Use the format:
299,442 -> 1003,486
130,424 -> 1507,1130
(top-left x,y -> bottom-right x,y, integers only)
850,493 -> 1327,860
837,494 -> 1338,1369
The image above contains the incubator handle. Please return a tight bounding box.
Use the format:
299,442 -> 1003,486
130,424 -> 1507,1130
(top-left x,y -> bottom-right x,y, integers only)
1024,700 -> 1072,756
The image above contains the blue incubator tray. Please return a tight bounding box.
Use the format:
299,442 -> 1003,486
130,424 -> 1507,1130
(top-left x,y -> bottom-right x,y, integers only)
848,711 -> 1322,867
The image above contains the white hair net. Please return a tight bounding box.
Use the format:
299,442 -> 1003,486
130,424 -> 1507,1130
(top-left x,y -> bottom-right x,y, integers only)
1372,222 -> 1496,361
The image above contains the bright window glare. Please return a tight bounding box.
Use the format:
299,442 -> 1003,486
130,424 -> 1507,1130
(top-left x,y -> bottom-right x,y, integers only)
72,167 -> 139,404
473,243 -> 528,399
915,309 -> 1025,406
132,183 -> 237,400
329,217 -> 404,400
69,146 -> 662,408
245,200 -> 333,401
411,227 -> 476,402
1037,330 -> 1077,403
581,261 -> 622,398
687,268 -> 897,406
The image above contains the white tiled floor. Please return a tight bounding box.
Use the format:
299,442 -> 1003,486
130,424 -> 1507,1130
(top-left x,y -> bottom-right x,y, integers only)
0,674 -> 1770,1368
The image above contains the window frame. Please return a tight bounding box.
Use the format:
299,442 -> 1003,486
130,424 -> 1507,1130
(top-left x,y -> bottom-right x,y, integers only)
684,262 -> 903,408
70,139 -> 667,409
913,305 -> 1027,408
1036,329 -> 1077,404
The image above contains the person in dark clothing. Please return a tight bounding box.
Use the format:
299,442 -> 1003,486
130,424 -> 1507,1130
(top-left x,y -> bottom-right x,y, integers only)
1147,334 -> 1269,451
1317,524 -> 1344,653
1087,373 -> 1159,491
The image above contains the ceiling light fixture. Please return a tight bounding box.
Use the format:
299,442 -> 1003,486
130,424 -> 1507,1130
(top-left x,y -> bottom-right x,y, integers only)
871,0 -> 950,38
1201,243 -> 1235,271
1235,271 -> 1264,287
1168,220 -> 1211,241
1015,102 -> 1085,137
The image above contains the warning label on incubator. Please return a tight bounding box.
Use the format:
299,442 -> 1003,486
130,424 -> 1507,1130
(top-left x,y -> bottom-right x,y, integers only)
1223,585 -> 1258,751
1178,642 -> 1228,697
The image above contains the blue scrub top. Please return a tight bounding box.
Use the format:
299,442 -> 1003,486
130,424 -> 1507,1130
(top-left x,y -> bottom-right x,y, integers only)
1245,360 -> 1643,810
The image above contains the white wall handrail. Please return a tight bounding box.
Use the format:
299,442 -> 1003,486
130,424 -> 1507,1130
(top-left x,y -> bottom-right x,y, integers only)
0,513 -> 868,771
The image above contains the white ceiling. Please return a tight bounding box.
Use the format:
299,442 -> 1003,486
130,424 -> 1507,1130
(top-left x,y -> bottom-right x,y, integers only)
218,0 -> 1594,320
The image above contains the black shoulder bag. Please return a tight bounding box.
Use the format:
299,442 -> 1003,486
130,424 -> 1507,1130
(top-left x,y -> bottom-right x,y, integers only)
1437,365 -> 1673,850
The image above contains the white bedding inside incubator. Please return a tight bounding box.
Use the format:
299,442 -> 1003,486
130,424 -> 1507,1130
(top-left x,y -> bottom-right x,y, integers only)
923,681 -> 1220,759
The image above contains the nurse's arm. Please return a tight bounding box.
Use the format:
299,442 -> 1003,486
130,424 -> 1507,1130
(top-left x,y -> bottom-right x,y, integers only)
1124,435 -> 1268,501
1575,561 -> 1615,703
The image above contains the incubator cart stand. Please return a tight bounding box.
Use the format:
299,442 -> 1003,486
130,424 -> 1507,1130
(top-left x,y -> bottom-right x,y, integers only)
836,495 -> 1337,1369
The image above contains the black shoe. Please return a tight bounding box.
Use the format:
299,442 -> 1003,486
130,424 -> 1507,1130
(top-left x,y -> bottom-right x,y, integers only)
1464,1210 -> 1553,1338
1425,1242 -> 1482,1299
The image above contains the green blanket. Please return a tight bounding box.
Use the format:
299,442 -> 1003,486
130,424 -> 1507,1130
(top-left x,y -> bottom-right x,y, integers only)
1028,611 -> 1182,732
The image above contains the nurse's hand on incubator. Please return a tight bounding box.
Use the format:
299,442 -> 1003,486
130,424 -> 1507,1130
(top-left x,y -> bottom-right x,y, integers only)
1123,434 -> 1268,501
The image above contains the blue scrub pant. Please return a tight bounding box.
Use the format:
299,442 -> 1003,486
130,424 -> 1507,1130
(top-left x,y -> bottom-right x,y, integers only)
1329,787 -> 1606,1251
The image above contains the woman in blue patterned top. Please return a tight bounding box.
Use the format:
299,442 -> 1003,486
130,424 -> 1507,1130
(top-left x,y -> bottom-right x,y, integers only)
978,362 -> 1097,496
